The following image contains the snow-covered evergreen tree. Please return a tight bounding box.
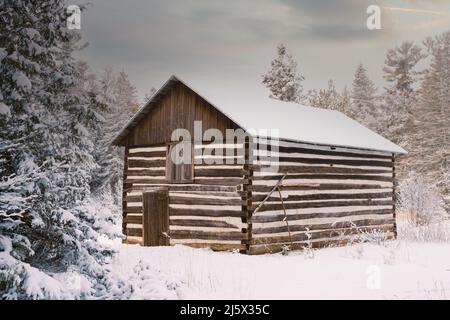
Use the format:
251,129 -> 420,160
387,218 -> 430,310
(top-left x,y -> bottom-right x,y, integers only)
91,67 -> 137,206
350,63 -> 380,132
382,42 -> 425,144
115,69 -> 139,116
0,0 -> 120,299
307,79 -> 349,112
408,31 -> 450,211
262,44 -> 305,103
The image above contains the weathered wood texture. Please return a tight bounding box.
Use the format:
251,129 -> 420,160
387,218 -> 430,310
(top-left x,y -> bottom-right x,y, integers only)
121,133 -> 397,253
142,189 -> 170,246
123,143 -> 246,250
247,138 -> 396,254
119,82 -> 240,146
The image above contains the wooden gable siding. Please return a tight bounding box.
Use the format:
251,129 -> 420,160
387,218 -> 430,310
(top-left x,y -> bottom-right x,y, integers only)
123,82 -> 240,146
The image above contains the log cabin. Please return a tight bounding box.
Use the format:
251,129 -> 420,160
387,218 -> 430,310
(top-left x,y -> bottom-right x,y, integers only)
112,75 -> 406,254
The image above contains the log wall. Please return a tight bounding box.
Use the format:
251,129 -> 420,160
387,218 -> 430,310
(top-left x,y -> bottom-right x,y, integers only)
122,138 -> 397,254
122,143 -> 247,251
247,138 -> 396,254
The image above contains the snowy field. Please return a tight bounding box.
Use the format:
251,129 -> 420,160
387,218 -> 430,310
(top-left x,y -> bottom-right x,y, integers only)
109,222 -> 450,300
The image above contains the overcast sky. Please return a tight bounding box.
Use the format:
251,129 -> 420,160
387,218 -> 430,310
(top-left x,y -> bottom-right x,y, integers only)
76,0 -> 450,101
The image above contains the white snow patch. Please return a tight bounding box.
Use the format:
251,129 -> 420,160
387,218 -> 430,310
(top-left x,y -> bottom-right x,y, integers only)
0,102 -> 11,117
111,233 -> 450,299
12,71 -> 32,91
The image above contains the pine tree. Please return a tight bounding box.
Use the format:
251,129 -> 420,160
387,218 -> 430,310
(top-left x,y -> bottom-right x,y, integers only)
403,31 -> 450,211
262,44 -> 305,103
115,69 -> 139,116
382,41 -> 425,144
307,79 -> 348,112
91,67 -> 135,206
0,0 -> 118,299
350,63 -> 380,132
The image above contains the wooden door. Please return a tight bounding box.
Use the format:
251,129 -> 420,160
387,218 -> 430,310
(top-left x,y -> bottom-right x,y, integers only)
142,189 -> 170,246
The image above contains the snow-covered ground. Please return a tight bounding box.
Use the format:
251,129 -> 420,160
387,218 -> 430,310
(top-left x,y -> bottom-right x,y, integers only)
110,233 -> 450,300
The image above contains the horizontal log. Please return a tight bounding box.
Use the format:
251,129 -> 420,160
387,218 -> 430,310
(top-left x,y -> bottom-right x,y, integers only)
181,242 -> 246,251
170,219 -> 239,229
256,156 -> 393,167
251,165 -> 393,175
124,206 -> 142,214
195,163 -> 243,167
249,239 -> 349,255
255,144 -> 392,160
250,183 -> 390,193
126,178 -> 243,186
248,226 -> 396,254
251,208 -> 393,223
170,230 -> 246,241
126,184 -> 238,193
126,169 -> 165,177
252,174 -> 393,182
128,151 -> 166,158
126,178 -> 166,184
195,168 -> 243,177
251,192 -> 393,202
125,190 -> 241,203
252,224 -> 395,245
123,238 -> 142,245
126,195 -> 143,202
170,207 -> 244,218
252,218 -> 395,235
126,227 -> 142,237
252,200 -> 394,213
169,196 -> 244,206
170,191 -> 241,198
128,159 -> 165,168
124,215 -> 142,224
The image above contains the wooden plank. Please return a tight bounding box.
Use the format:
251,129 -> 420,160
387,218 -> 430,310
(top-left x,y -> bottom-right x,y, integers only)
126,169 -> 165,176
124,206 -> 143,214
126,177 -> 243,186
170,219 -> 239,229
251,192 -> 393,202
251,208 -> 393,223
248,226 -> 396,254
128,151 -> 166,158
195,168 -> 243,177
251,165 -> 392,175
122,146 -> 129,239
170,207 -> 244,218
127,184 -> 238,192
124,215 -> 143,224
256,144 -> 392,160
169,196 -> 244,206
126,195 -> 143,202
142,189 -> 170,246
127,227 -> 142,237
170,191 -> 240,197
256,156 -> 393,167
252,174 -> 393,182
123,238 -> 142,245
170,230 -> 246,241
252,199 -> 393,213
128,159 -> 165,168
181,243 -> 246,251
250,183 -> 390,193
252,218 -> 395,235
252,224 -> 395,245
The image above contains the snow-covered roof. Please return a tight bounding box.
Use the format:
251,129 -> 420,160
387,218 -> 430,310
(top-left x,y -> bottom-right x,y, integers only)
112,75 -> 406,154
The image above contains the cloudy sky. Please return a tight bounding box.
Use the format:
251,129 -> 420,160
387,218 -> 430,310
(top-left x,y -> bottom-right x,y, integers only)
76,0 -> 450,101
